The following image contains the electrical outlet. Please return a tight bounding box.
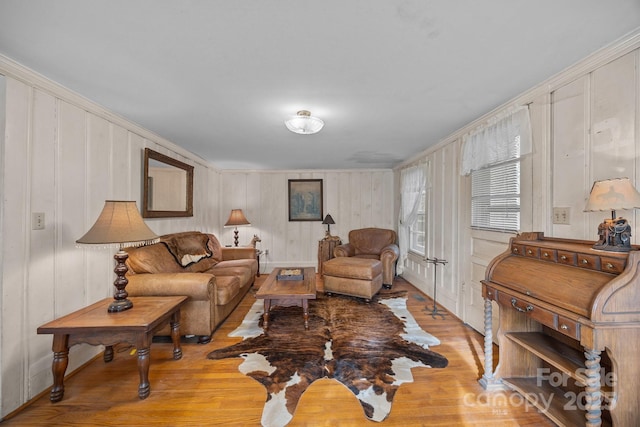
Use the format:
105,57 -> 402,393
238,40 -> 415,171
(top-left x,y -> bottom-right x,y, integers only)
553,207 -> 571,225
32,212 -> 45,230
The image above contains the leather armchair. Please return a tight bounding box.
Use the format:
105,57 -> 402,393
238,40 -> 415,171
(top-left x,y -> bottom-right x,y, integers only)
333,228 -> 399,287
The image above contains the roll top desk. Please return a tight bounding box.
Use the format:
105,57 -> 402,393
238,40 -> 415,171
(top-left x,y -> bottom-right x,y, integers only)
480,232 -> 640,427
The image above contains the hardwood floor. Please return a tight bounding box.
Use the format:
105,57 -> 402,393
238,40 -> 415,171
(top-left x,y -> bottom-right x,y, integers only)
3,275 -> 553,426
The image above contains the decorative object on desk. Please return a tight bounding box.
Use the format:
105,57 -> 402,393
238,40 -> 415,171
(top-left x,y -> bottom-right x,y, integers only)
284,110 -> 324,135
76,200 -> 159,312
277,268 -> 304,281
584,177 -> 640,252
288,179 -> 323,221
424,257 -> 447,319
224,209 -> 251,247
208,289 -> 446,427
321,214 -> 335,237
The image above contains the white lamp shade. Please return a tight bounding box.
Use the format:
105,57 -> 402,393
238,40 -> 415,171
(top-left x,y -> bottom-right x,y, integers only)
285,110 -> 324,135
584,178 -> 640,212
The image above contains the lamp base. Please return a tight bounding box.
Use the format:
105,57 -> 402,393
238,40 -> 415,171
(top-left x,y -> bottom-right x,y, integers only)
108,298 -> 133,313
593,217 -> 632,252
109,250 -> 134,312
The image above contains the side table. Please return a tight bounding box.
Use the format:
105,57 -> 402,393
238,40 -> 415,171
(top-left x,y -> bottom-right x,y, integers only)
37,296 -> 188,402
317,236 -> 341,275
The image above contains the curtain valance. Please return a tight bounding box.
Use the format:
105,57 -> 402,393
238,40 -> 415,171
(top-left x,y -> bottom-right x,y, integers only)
460,106 -> 532,176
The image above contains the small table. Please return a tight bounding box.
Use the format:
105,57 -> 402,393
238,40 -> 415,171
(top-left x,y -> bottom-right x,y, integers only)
317,237 -> 341,276
37,296 -> 188,402
255,267 -> 316,330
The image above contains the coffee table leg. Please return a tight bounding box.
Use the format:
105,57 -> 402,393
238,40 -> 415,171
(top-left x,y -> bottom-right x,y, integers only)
170,310 -> 182,360
303,300 -> 309,330
137,347 -> 151,399
263,299 -> 271,330
50,334 -> 69,402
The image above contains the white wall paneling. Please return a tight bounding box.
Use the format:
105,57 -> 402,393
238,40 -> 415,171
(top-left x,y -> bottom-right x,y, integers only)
220,170 -> 395,272
0,58 -> 221,418
397,35 -> 640,336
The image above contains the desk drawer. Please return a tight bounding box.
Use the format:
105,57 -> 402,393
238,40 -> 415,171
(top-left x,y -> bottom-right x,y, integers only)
497,291 -> 555,328
557,316 -> 580,340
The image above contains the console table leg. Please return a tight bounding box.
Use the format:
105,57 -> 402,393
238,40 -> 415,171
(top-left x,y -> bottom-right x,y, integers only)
170,310 -> 183,360
137,347 -> 151,399
50,334 -> 69,402
584,349 -> 602,427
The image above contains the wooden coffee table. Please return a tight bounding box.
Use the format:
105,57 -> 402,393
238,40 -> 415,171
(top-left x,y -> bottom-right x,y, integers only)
37,296 -> 188,402
255,267 -> 316,330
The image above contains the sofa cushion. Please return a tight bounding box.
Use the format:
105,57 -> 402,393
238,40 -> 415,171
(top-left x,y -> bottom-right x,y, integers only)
161,232 -> 212,267
215,275 -> 241,306
209,260 -> 256,287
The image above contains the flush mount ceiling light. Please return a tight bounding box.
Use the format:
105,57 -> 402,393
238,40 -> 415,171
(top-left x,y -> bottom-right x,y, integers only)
285,110 -> 324,135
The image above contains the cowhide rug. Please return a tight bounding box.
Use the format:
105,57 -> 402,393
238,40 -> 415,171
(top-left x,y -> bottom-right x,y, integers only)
207,291 -> 448,427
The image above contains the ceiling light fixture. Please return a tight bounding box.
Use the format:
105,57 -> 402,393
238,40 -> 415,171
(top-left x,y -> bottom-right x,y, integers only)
285,110 -> 324,135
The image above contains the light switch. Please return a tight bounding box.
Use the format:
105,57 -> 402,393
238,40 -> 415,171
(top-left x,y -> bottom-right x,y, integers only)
553,207 -> 570,225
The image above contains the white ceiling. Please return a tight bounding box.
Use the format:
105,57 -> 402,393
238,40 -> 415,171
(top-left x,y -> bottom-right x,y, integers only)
1,1 -> 639,170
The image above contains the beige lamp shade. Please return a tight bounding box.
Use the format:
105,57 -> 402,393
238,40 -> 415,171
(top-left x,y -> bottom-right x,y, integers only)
584,178 -> 640,213
76,200 -> 159,247
224,209 -> 251,227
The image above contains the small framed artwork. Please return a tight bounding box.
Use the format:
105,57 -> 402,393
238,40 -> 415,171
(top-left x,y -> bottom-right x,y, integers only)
288,179 -> 323,221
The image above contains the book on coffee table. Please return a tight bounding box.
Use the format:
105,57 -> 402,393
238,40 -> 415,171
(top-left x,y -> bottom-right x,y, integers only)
277,268 -> 304,281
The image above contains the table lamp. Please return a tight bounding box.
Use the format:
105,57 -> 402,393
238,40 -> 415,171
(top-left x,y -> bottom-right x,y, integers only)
76,201 -> 159,312
224,209 -> 251,247
322,214 -> 335,237
584,177 -> 640,252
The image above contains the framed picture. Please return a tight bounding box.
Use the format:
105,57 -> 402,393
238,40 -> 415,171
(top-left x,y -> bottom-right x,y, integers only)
288,179 -> 323,221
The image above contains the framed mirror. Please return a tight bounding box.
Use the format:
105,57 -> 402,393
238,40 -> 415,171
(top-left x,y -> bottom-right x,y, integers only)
142,148 -> 194,218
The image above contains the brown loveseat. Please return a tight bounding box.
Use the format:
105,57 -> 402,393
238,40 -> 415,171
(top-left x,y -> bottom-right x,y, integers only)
124,231 -> 257,341
333,228 -> 399,288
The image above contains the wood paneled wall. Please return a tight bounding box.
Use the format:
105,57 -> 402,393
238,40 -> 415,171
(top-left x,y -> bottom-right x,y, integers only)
397,31 -> 640,337
219,170 -> 394,271
0,57 -> 220,417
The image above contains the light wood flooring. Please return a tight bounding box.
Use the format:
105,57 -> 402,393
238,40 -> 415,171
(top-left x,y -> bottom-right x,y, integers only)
2,274 -> 553,426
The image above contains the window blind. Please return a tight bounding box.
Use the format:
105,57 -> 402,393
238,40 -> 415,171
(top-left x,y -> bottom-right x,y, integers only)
471,159 -> 520,232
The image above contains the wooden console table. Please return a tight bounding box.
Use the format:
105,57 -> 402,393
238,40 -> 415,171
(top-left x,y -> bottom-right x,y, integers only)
37,296 -> 188,402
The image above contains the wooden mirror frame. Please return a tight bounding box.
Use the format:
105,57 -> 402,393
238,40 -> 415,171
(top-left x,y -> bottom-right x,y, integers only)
142,148 -> 194,218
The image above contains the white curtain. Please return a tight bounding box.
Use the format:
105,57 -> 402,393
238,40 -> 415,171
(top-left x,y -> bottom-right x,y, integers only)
460,105 -> 532,175
397,165 -> 426,274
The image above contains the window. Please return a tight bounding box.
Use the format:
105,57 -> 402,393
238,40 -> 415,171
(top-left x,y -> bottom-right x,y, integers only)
409,190 -> 426,255
471,158 -> 520,232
